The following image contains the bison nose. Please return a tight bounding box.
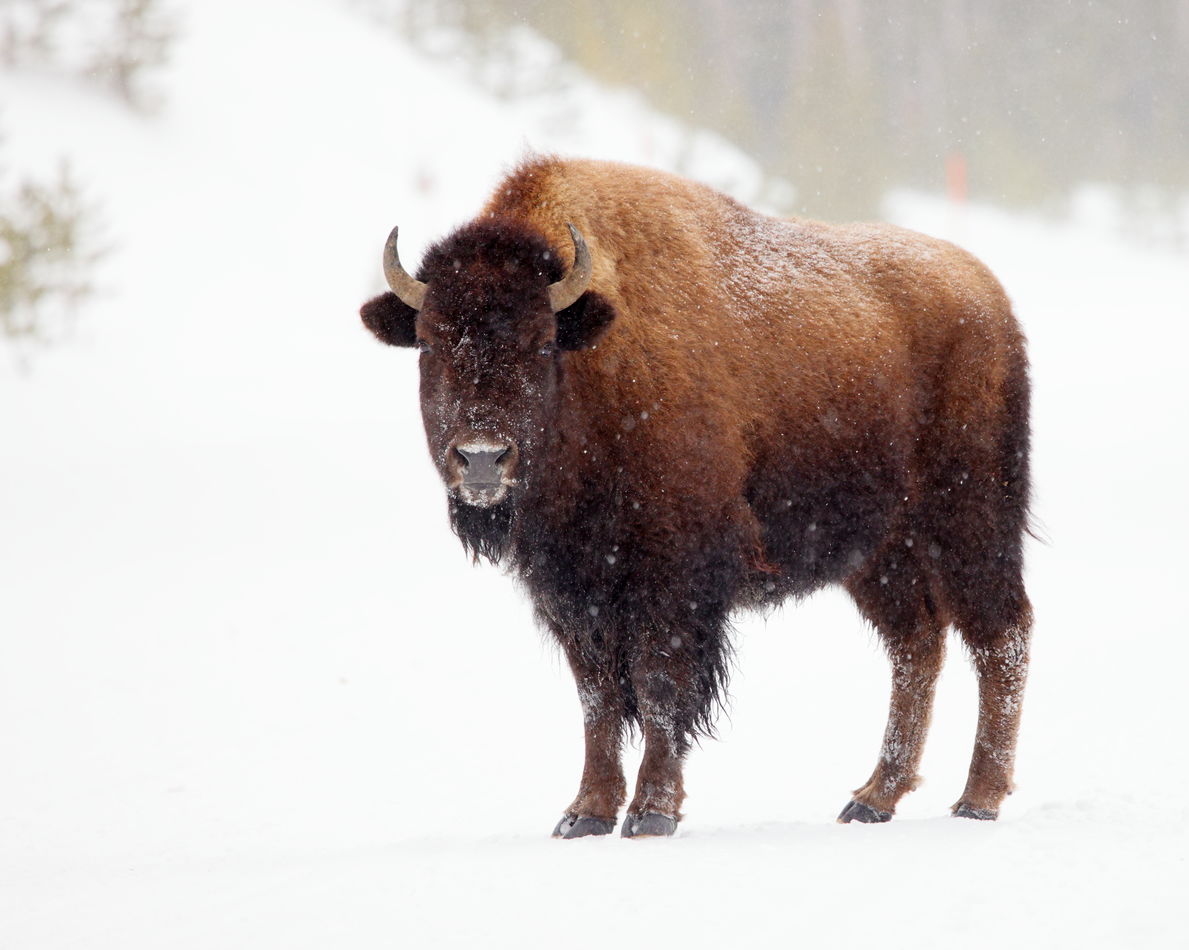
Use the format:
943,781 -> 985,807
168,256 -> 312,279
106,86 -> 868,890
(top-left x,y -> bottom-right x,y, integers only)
452,442 -> 515,487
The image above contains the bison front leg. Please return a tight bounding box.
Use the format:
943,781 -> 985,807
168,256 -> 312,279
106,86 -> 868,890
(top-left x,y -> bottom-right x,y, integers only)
621,649 -> 697,838
552,645 -> 626,839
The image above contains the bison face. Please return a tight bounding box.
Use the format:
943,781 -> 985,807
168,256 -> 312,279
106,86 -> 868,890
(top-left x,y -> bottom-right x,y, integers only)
415,312 -> 560,508
361,220 -> 615,509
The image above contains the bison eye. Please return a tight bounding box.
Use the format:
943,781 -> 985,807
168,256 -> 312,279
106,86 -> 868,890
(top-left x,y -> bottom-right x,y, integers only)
539,342 -> 557,358
416,340 -> 433,355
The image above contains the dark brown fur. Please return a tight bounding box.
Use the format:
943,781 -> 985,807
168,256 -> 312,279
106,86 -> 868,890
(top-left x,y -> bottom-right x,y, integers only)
361,156 -> 1033,834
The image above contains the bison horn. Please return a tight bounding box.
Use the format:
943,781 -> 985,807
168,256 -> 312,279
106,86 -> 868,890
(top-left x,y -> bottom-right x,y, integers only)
547,223 -> 593,313
382,226 -> 428,311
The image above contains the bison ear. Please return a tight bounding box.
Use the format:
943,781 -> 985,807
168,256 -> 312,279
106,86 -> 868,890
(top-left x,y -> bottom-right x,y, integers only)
556,290 -> 616,351
360,291 -> 418,347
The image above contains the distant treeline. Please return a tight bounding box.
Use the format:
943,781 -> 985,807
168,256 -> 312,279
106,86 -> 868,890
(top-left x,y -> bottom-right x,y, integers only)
397,0 -> 1189,221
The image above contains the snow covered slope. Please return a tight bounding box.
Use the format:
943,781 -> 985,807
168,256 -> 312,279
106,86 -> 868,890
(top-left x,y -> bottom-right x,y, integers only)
1,1 -> 1187,946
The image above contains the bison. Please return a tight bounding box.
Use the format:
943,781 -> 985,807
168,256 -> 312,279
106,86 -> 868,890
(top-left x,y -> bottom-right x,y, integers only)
360,156 -> 1032,837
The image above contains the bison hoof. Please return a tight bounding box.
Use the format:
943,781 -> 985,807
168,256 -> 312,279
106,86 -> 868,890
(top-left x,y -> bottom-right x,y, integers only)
837,800 -> 893,824
621,812 -> 678,838
552,814 -> 616,839
952,803 -> 999,821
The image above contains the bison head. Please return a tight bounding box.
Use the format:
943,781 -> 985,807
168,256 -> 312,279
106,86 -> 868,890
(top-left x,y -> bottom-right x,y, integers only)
361,217 -> 615,509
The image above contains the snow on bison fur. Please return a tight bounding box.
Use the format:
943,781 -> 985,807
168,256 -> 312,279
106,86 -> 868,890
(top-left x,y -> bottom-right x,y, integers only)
360,156 -> 1032,838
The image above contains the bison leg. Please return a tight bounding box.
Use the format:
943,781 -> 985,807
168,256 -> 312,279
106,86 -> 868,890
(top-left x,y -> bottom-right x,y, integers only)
953,609 -> 1032,819
839,621 -> 946,822
621,652 -> 694,838
841,557 -> 947,822
552,645 -> 626,839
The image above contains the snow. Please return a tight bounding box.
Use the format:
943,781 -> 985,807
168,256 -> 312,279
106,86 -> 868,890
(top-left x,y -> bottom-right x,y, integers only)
2,0 -> 1188,946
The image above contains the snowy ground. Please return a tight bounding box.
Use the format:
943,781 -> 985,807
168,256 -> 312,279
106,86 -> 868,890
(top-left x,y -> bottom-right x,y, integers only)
2,1 -> 1188,946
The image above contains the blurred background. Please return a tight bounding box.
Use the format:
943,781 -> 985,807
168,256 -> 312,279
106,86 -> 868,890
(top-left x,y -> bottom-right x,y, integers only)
368,0 -> 1189,221
3,0 -> 1188,359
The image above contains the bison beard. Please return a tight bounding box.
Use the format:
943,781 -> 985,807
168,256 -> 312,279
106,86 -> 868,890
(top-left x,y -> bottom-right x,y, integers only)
360,156 -> 1034,838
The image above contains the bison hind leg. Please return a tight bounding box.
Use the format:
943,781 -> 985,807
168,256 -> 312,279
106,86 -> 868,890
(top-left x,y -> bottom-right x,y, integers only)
950,598 -> 1032,820
839,546 -> 947,822
837,800 -> 893,824
929,465 -> 1032,820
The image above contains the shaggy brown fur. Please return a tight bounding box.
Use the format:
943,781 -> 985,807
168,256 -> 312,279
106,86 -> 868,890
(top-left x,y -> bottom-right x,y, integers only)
360,156 -> 1032,836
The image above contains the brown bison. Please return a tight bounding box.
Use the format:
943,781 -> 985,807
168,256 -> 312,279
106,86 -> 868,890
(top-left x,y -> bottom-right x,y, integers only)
360,156 -> 1032,837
